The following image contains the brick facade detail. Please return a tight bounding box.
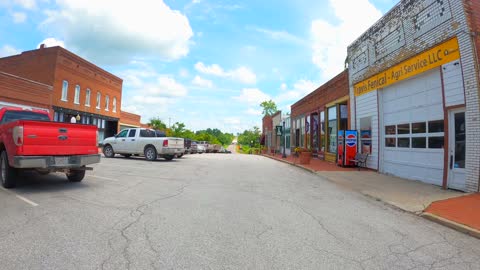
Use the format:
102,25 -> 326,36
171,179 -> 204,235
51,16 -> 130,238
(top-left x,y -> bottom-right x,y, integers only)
291,70 -> 349,118
0,46 -> 123,120
0,72 -> 53,112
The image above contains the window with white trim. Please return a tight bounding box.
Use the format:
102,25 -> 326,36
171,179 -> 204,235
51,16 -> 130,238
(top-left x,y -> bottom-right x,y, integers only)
113,97 -> 117,112
61,80 -> 68,101
74,85 -> 80,104
96,92 -> 101,109
85,89 -> 91,107
385,120 -> 445,149
105,95 -> 110,111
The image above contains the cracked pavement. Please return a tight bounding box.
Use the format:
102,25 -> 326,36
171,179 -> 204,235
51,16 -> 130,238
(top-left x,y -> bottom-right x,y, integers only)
0,153 -> 479,269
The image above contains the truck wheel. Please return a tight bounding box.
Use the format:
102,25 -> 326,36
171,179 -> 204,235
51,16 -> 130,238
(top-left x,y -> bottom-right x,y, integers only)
0,151 -> 17,189
144,146 -> 157,161
103,145 -> 115,158
67,168 -> 85,182
164,155 -> 174,161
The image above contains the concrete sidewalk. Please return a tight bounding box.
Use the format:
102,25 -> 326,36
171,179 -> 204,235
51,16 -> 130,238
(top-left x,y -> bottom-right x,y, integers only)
262,153 -> 480,238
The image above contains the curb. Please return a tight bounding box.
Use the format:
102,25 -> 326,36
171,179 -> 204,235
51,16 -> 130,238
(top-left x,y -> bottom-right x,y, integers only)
261,155 -> 318,175
421,212 -> 480,239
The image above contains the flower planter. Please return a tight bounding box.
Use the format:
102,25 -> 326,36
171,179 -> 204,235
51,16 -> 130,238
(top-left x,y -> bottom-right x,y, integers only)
298,151 -> 312,164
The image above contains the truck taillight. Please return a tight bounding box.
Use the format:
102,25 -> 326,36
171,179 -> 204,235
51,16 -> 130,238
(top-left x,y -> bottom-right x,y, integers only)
163,140 -> 168,147
13,126 -> 24,146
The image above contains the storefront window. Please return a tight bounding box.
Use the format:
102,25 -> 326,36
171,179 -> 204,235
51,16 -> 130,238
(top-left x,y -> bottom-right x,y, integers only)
312,114 -> 319,151
328,106 -> 337,153
320,111 -> 325,152
305,115 -> 310,149
300,117 -> 305,147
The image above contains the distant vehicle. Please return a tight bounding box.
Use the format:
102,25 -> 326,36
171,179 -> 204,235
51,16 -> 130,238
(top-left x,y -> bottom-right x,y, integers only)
184,138 -> 192,154
0,107 -> 100,188
102,128 -> 184,161
196,144 -> 206,154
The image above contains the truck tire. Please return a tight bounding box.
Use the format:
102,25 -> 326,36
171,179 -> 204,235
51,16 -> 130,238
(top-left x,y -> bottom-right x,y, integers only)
67,168 -> 85,182
0,150 -> 17,189
164,155 -> 174,161
103,145 -> 115,158
144,146 -> 157,161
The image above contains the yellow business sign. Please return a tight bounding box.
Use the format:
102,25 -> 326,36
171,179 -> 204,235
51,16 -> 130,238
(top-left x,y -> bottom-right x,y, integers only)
354,37 -> 460,96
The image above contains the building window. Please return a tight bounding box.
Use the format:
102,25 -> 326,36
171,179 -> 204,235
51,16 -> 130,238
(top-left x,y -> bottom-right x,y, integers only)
74,85 -> 80,104
85,89 -> 91,107
384,120 -> 444,149
96,92 -> 101,109
360,117 -> 372,154
327,106 -> 337,153
105,95 -> 110,111
61,80 -> 68,101
113,97 -> 117,112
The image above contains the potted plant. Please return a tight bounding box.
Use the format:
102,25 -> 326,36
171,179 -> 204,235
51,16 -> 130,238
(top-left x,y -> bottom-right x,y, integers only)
294,147 -> 312,164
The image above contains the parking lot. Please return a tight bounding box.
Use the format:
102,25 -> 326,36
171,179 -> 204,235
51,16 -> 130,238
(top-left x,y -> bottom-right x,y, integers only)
1,153 -> 479,270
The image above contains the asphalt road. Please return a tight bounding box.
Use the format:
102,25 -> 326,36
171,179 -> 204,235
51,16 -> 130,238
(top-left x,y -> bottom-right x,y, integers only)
0,153 -> 479,270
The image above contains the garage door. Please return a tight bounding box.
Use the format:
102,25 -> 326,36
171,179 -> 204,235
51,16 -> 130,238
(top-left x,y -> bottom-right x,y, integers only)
380,68 -> 444,186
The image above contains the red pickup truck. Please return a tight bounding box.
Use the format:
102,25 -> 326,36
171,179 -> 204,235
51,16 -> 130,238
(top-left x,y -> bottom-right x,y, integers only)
0,107 -> 100,188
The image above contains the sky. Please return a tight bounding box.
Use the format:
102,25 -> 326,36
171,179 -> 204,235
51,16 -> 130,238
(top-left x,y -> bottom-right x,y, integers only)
0,0 -> 399,133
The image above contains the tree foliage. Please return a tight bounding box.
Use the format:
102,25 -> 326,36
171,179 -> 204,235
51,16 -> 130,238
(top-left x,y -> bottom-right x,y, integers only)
237,126 -> 261,147
260,100 -> 278,116
148,118 -> 234,146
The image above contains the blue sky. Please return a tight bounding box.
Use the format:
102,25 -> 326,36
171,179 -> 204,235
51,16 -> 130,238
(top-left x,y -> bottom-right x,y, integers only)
0,0 -> 398,133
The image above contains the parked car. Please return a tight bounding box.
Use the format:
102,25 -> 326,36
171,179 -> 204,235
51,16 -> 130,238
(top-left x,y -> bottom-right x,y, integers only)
196,144 -> 206,154
102,128 -> 184,161
0,107 -> 100,188
184,138 -> 192,154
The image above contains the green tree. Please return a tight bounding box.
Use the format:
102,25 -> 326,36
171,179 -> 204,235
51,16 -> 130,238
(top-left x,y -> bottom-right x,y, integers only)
149,117 -> 167,131
260,100 -> 278,116
237,126 -> 261,147
171,122 -> 186,137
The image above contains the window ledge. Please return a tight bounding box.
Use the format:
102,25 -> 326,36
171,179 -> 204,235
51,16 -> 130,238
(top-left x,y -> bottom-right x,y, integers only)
61,99 -> 68,102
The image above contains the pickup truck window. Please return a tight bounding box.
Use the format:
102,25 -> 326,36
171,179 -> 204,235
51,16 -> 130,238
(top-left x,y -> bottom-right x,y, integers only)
117,130 -> 128,138
1,111 -> 50,124
128,129 -> 136,138
155,130 -> 166,137
140,129 -> 156,138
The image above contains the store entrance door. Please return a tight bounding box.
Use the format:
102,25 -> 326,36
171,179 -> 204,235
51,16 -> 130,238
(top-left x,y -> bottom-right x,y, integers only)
447,109 -> 466,191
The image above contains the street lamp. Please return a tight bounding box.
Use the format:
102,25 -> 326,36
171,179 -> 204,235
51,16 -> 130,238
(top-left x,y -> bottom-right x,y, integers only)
282,120 -> 287,158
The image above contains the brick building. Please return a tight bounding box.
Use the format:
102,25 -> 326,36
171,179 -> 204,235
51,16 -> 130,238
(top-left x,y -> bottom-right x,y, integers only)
120,111 -> 143,130
0,45 -> 133,141
291,70 -> 350,162
347,0 -> 480,192
262,114 -> 273,150
0,71 -> 52,112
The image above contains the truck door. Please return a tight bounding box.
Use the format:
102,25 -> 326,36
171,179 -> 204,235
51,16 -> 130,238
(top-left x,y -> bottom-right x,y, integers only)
125,129 -> 139,153
113,129 -> 128,152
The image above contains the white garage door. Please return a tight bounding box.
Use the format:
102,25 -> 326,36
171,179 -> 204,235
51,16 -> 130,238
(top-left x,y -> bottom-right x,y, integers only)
380,68 -> 445,186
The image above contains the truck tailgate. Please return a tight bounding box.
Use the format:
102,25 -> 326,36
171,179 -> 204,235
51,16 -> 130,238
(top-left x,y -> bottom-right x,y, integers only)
19,121 -> 98,156
168,138 -> 184,149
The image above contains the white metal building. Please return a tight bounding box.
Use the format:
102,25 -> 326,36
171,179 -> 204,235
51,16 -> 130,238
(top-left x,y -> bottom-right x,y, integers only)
347,0 -> 480,192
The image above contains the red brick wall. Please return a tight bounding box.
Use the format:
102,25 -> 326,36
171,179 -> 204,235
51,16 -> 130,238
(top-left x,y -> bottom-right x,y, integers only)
53,50 -> 122,119
291,70 -> 349,117
464,0 -> 480,68
0,72 -> 53,114
0,46 -> 123,120
120,110 -> 142,127
262,115 -> 273,134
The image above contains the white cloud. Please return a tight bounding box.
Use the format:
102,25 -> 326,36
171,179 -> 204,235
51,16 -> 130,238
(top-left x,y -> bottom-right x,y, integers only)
192,75 -> 213,88
38,37 -> 65,48
41,0 -> 193,65
14,0 -> 36,9
195,62 -> 256,84
233,88 -> 270,105
275,80 -> 317,104
144,77 -> 188,97
280,83 -> 287,91
311,0 -> 382,79
179,68 -> 190,78
0,45 -> 20,57
12,12 -> 27,23
255,27 -> 306,45
245,108 -> 262,116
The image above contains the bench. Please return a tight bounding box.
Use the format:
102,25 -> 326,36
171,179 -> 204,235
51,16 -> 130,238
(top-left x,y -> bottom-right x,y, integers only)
350,153 -> 369,170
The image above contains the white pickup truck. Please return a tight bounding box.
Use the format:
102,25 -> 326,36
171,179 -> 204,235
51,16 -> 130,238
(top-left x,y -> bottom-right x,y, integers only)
102,128 -> 184,161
